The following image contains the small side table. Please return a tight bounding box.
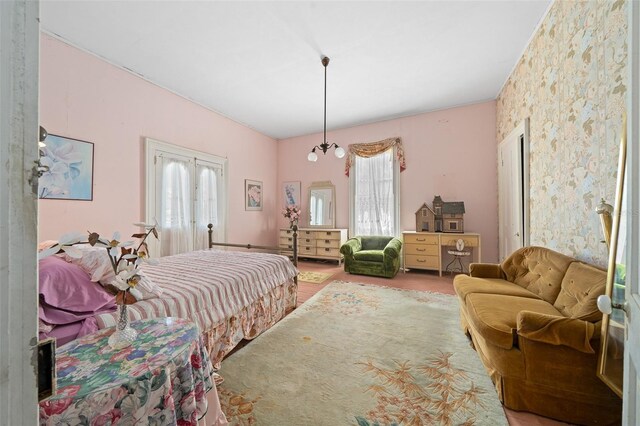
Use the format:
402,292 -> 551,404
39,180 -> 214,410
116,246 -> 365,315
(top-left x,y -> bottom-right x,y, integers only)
39,317 -> 227,425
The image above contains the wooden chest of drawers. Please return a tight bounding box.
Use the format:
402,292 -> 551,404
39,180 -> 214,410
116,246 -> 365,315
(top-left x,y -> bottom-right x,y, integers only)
402,231 -> 482,276
279,228 -> 348,264
403,232 -> 440,273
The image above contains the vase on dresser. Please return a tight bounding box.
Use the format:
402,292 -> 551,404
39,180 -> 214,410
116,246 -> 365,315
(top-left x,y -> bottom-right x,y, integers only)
108,302 -> 138,350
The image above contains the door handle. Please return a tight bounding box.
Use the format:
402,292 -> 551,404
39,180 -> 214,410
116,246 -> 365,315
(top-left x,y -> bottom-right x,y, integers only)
514,232 -> 520,237
597,295 -> 628,315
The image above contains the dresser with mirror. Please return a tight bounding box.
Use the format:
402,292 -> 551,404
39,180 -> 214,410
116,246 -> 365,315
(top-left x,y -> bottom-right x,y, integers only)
279,181 -> 348,264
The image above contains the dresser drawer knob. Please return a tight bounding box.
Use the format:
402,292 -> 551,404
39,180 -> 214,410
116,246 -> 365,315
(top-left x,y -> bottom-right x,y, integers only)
325,248 -> 330,252
417,259 -> 426,263
417,238 -> 426,242
417,248 -> 426,252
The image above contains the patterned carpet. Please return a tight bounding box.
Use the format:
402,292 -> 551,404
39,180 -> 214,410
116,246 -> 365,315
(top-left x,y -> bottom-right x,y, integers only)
218,280 -> 507,425
297,270 -> 334,284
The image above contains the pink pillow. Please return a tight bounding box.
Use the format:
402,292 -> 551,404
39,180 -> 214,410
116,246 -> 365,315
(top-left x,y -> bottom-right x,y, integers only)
39,256 -> 115,315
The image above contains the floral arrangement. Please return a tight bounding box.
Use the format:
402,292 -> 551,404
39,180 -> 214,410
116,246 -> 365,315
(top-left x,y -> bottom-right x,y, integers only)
282,205 -> 301,227
39,223 -> 158,303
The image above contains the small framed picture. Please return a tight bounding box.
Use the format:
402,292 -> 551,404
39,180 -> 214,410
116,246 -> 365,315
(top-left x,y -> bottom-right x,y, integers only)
38,134 -> 94,200
245,179 -> 263,211
282,181 -> 301,207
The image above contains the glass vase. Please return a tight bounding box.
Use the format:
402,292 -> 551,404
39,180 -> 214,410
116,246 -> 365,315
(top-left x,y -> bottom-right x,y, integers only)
289,220 -> 298,230
108,303 -> 138,350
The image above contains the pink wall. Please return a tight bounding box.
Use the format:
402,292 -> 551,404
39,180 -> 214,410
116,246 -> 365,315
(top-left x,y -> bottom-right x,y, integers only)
277,101 -> 499,262
39,34 -> 279,245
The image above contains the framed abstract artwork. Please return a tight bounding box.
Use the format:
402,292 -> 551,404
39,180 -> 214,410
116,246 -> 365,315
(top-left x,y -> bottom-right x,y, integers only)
282,181 -> 301,207
245,179 -> 263,211
38,134 -> 94,200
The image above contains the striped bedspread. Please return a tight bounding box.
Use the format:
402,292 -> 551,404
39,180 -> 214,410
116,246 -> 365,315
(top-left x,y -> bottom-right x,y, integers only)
95,249 -> 298,333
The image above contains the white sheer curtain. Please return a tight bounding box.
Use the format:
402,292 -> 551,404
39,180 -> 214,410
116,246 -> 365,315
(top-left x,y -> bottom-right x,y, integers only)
159,157 -> 193,256
353,148 -> 396,236
194,162 -> 221,250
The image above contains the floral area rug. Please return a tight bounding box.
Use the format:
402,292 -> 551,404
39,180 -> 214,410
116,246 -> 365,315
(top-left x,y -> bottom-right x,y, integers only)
297,270 -> 334,284
218,280 -> 507,425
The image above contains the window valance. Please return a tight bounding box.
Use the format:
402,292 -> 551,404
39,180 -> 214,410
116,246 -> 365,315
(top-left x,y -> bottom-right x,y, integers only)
344,137 -> 406,176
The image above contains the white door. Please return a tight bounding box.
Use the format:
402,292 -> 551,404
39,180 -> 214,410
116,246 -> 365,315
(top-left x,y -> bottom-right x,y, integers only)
0,0 -> 40,422
498,119 -> 530,261
622,1 -> 639,423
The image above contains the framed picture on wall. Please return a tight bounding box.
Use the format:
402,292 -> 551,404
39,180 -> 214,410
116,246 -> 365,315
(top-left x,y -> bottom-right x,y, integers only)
38,134 -> 94,201
282,181 -> 301,207
245,179 -> 263,211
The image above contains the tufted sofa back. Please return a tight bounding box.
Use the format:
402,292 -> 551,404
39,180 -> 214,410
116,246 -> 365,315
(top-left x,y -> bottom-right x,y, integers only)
554,262 -> 606,321
501,246 -> 574,304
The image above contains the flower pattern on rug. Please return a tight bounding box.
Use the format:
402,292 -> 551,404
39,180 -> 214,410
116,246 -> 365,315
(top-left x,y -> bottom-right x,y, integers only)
357,352 -> 486,426
413,292 -> 457,307
313,284 -> 381,315
218,388 -> 261,425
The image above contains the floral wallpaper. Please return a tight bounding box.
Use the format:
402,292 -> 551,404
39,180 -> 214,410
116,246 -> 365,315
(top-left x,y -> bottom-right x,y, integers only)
497,0 -> 627,267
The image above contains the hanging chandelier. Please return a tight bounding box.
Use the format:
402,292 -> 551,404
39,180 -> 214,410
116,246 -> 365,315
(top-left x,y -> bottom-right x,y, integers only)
307,56 -> 345,162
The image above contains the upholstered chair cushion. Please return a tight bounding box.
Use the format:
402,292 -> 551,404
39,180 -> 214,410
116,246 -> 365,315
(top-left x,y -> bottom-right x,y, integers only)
553,262 -> 606,322
501,246 -> 574,304
353,250 -> 384,263
465,293 -> 563,350
454,274 -> 543,303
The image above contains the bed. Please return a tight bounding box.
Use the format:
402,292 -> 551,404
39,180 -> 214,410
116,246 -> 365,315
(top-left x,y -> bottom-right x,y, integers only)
39,229 -> 299,368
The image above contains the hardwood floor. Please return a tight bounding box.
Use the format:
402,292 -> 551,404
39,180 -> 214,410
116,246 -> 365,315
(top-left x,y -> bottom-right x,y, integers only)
293,259 -> 571,426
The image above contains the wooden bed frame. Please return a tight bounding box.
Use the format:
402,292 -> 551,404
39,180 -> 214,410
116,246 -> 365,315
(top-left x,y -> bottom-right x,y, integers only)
207,223 -> 298,267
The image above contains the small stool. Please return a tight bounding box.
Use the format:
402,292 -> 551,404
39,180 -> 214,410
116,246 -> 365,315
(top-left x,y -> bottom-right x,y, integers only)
445,249 -> 471,274
445,238 -> 471,274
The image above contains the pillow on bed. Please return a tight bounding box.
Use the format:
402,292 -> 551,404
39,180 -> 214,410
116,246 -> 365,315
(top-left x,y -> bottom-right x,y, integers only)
39,256 -> 115,314
59,245 -> 163,300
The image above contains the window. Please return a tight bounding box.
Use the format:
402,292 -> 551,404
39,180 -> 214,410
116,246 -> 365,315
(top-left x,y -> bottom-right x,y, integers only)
349,148 -> 400,236
145,138 -> 227,256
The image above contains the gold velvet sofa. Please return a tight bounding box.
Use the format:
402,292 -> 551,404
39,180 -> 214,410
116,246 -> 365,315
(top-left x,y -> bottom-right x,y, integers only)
453,246 -> 621,425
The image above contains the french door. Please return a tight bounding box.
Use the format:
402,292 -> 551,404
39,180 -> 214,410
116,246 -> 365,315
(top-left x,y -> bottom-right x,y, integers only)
145,138 -> 227,256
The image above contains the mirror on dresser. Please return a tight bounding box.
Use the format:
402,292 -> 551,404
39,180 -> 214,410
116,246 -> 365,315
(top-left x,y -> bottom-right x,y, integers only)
308,181 -> 335,228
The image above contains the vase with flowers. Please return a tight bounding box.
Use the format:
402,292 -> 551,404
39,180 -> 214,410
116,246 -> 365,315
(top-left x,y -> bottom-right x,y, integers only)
282,205 -> 301,229
39,222 -> 158,349
90,224 -> 158,349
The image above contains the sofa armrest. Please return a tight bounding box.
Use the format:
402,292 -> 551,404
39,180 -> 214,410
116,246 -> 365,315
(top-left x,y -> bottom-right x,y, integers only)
383,238 -> 402,260
517,311 -> 597,354
340,238 -> 362,257
469,263 -> 505,279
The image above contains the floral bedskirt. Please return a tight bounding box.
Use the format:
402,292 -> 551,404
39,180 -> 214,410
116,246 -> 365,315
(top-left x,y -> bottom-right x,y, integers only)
203,279 -> 298,368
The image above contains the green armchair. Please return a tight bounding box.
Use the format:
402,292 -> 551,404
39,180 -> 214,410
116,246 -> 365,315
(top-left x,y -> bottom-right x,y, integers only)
340,236 -> 403,278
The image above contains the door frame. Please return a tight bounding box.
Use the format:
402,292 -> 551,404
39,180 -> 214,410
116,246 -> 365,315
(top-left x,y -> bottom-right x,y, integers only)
622,0 -> 639,423
498,118 -> 530,260
0,0 -> 40,422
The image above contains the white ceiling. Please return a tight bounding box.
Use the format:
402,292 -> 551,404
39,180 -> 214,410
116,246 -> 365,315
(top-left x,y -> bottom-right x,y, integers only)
40,1 -> 551,140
